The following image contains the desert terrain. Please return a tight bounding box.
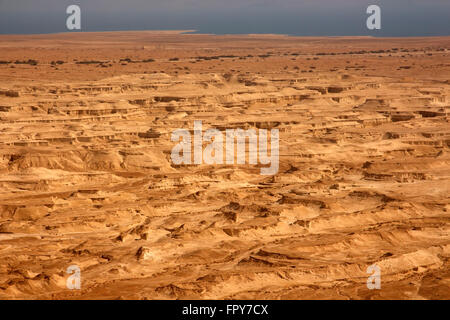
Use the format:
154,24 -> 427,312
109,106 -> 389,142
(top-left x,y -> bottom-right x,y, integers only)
0,31 -> 449,299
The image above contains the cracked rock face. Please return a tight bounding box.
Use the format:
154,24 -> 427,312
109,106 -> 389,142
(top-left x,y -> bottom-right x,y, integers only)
0,31 -> 449,300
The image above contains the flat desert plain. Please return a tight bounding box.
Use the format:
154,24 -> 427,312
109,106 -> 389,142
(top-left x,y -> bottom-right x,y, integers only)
0,31 -> 449,300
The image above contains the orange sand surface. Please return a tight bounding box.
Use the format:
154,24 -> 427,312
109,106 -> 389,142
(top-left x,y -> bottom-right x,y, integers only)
0,31 -> 449,299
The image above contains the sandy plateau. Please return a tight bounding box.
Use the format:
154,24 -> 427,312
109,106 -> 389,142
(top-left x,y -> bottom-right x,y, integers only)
0,31 -> 449,300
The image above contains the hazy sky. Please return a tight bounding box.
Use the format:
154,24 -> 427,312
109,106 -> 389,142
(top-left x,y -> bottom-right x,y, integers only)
0,0 -> 449,36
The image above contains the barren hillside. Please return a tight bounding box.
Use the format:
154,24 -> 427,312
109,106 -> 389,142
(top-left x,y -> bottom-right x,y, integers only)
0,32 -> 449,299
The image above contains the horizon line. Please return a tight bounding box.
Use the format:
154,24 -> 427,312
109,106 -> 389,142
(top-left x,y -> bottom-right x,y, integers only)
0,29 -> 449,39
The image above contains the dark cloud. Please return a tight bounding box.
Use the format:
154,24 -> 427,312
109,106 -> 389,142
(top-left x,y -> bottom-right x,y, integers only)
0,0 -> 449,36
